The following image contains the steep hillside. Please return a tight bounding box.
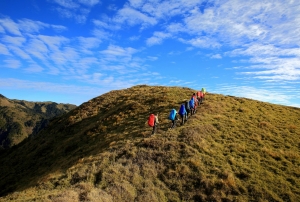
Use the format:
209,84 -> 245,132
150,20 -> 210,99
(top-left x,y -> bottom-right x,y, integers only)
0,85 -> 299,202
0,94 -> 76,149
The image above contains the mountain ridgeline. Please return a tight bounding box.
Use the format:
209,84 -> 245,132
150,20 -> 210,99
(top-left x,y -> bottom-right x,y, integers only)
0,85 -> 299,201
0,94 -> 76,149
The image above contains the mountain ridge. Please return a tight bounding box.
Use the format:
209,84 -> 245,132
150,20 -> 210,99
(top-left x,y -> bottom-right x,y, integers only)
0,94 -> 76,149
0,85 -> 299,201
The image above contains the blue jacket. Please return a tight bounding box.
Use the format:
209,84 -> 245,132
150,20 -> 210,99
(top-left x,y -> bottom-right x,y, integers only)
178,104 -> 186,115
168,109 -> 177,120
189,98 -> 194,108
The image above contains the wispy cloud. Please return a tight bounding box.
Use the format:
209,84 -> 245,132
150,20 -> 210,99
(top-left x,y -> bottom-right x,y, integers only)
114,6 -> 157,29
3,59 -> 21,69
50,0 -> 100,23
0,78 -> 104,95
1,0 -> 300,107
0,18 -> 22,36
0,17 -> 67,36
0,17 -> 161,89
215,84 -> 300,108
146,32 -> 171,46
0,43 -> 11,55
210,54 -> 222,59
25,64 -> 44,73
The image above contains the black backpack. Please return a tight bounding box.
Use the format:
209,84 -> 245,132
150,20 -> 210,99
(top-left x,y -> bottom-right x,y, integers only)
185,101 -> 190,110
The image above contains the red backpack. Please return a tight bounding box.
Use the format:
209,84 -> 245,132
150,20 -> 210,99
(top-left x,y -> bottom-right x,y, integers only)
148,114 -> 155,127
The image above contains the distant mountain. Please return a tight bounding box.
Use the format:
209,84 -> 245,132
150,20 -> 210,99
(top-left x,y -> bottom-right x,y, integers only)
0,95 -> 76,149
0,85 -> 299,201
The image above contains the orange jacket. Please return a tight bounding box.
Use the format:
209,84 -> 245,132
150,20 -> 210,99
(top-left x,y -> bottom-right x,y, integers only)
200,91 -> 204,98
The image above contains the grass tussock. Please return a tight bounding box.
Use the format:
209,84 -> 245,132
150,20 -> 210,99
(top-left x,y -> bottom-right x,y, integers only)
0,85 -> 300,201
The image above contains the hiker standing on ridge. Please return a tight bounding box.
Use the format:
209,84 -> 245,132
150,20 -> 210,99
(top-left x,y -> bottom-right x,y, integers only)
178,103 -> 187,125
168,109 -> 178,129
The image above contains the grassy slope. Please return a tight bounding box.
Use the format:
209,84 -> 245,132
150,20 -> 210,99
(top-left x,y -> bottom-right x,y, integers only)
0,96 -> 76,148
0,85 -> 299,201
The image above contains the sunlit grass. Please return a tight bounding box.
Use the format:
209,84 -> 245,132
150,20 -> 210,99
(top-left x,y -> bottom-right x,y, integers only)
0,85 -> 299,201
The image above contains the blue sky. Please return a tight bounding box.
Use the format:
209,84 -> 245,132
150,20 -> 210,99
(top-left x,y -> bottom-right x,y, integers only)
0,0 -> 300,107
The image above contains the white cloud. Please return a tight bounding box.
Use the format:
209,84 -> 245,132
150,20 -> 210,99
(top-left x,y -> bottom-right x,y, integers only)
0,24 -> 4,33
147,56 -> 158,61
25,64 -> 44,73
17,19 -> 49,33
51,25 -> 68,32
0,18 -> 22,36
17,19 -> 67,33
0,43 -> 11,55
2,36 -> 26,46
26,38 -> 49,61
9,46 -> 31,59
228,43 -> 300,82
129,35 -> 140,41
101,45 -> 137,58
166,23 -> 185,34
182,37 -> 221,48
38,35 -> 69,51
215,85 -> 298,107
77,37 -> 101,50
129,0 -> 143,8
78,0 -> 100,7
52,0 -> 79,9
146,32 -> 171,46
134,0 -> 201,19
114,6 -> 157,28
4,59 -> 21,69
211,54 -> 222,59
229,44 -> 300,58
0,78 -> 103,95
51,0 -> 100,23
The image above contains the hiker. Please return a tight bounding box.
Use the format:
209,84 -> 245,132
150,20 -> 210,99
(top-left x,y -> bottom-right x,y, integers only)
192,93 -> 198,114
189,97 -> 195,116
178,103 -> 187,125
185,100 -> 190,121
196,91 -> 201,105
168,109 -> 178,129
201,88 -> 206,101
148,113 -> 159,134
199,91 -> 204,104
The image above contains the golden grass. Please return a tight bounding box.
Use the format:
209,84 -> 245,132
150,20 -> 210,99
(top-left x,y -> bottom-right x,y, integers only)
0,85 -> 300,201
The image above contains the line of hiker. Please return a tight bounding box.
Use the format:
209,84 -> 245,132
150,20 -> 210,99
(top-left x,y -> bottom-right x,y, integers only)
148,88 -> 207,135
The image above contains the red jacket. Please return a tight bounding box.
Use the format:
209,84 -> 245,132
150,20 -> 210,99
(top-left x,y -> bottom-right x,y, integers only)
192,95 -> 198,107
200,91 -> 204,98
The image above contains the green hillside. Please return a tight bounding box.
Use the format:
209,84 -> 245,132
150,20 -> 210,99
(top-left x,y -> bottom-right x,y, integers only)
0,94 -> 76,149
0,85 -> 299,201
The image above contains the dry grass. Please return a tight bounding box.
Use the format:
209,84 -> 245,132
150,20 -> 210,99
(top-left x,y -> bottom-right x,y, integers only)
0,97 -> 76,149
0,85 -> 300,201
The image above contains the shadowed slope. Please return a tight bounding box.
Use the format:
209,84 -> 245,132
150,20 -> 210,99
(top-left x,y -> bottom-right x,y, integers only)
0,85 -> 299,201
0,95 -> 76,149
0,85 -> 195,197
